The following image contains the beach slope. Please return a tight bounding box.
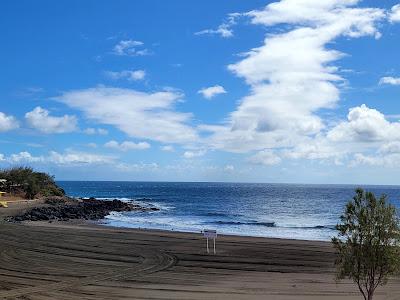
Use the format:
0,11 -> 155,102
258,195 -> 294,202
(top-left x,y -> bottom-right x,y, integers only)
0,221 -> 399,300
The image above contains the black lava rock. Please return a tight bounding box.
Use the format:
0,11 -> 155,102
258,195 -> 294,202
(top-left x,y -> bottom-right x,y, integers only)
7,198 -> 158,222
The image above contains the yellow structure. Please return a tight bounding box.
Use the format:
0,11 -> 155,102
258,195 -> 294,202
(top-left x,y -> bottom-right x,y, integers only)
0,180 -> 8,207
0,192 -> 7,207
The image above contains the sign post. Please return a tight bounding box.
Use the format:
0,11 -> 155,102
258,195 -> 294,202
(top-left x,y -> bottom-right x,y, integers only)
203,229 -> 217,254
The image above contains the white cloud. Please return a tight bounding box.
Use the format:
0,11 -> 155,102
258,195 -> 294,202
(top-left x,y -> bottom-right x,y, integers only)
224,164 -> 235,171
48,151 -> 114,165
106,70 -> 146,81
379,141 -> 400,154
272,103 -> 400,167
161,145 -> 174,152
25,107 -> 77,134
379,76 -> 400,85
281,137 -> 347,165
203,0 -> 385,154
112,40 -> 150,56
247,0 -> 383,38
15,87 -> 44,97
198,85 -> 227,99
10,151 -> 43,163
104,140 -> 150,151
327,104 -> 400,143
0,154 -> 4,161
195,13 -> 240,38
84,127 -> 108,135
248,150 -> 281,166
97,128 -> 108,135
352,153 -> 400,167
282,104 -> 400,166
0,112 -> 18,132
55,87 -> 197,144
86,143 -> 98,148
389,4 -> 400,22
183,150 -> 206,159
116,162 -> 159,172
3,150 -> 114,166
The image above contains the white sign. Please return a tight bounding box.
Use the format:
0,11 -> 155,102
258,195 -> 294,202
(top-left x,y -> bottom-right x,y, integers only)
203,229 -> 217,238
203,229 -> 217,254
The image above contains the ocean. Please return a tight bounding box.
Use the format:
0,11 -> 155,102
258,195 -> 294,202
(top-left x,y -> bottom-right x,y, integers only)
57,181 -> 400,241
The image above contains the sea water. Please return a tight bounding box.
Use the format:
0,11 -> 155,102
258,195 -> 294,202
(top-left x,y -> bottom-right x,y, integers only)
58,181 -> 400,241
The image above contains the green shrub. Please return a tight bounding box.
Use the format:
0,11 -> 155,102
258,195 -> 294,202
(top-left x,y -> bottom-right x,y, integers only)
0,167 -> 65,199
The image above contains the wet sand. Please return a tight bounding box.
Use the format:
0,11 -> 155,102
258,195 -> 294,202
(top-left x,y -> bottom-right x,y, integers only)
0,204 -> 399,299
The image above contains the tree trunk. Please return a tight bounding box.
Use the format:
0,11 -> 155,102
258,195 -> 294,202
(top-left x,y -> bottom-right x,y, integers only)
368,291 -> 374,300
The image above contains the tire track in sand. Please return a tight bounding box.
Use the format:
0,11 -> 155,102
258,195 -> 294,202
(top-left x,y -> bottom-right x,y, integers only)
0,225 -> 177,299
0,249 -> 176,299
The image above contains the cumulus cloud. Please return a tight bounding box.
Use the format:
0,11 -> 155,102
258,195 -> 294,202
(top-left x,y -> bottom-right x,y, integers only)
354,141 -> 400,167
198,85 -> 227,99
104,140 -> 150,151
389,4 -> 400,22
48,151 -> 114,165
13,1 -> 395,171
161,145 -> 174,152
112,40 -> 150,56
0,112 -> 18,132
116,162 -> 159,172
351,152 -> 400,167
279,104 -> 400,167
183,149 -> 206,159
25,107 -> 77,134
55,87 -> 197,144
10,151 -> 43,163
327,104 -> 400,143
195,13 -> 240,38
224,164 -> 235,171
202,0 -> 385,157
248,150 -> 281,166
84,128 -> 108,135
378,141 -> 400,154
2,150 -> 113,165
246,0 -> 383,39
106,70 -> 146,81
86,143 -> 97,148
379,76 -> 400,85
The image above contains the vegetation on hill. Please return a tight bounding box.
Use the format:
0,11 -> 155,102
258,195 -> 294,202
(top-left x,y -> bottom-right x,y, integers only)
0,167 -> 65,199
332,188 -> 400,300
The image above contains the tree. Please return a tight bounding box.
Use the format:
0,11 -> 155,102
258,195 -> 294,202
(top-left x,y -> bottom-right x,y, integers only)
332,188 -> 400,300
0,167 -> 64,199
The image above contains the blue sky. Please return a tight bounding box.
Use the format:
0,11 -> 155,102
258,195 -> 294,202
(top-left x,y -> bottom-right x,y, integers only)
2,0 -> 400,184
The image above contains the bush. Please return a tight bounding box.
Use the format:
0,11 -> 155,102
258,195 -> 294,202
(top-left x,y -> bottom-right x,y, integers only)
0,167 -> 65,199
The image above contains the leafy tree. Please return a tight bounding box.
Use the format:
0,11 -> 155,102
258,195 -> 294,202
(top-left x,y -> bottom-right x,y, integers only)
0,167 -> 64,199
332,188 -> 400,300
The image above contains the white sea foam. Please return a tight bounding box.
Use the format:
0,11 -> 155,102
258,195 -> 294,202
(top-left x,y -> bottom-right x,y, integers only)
104,211 -> 337,241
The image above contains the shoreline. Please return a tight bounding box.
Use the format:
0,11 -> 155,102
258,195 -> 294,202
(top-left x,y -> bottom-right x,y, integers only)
1,199 -> 399,299
1,195 -> 336,242
98,219 -> 336,242
1,219 -> 399,299
29,218 -> 331,245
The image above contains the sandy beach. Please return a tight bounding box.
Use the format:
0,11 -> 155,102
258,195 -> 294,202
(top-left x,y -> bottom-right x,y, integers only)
0,201 -> 399,300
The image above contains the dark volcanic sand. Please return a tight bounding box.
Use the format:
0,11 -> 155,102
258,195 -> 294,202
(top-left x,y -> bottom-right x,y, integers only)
0,203 -> 399,299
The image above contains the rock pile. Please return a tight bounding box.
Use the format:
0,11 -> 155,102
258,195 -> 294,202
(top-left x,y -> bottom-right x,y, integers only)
8,197 -> 158,222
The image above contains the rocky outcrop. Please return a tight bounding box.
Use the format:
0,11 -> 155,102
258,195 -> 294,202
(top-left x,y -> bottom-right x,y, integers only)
7,197 -> 158,222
